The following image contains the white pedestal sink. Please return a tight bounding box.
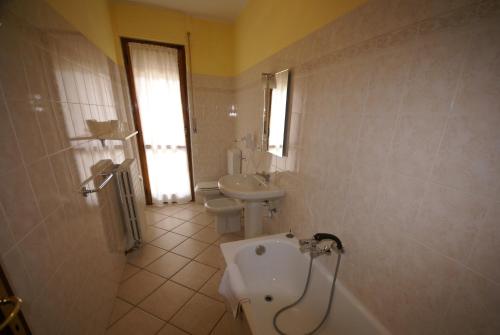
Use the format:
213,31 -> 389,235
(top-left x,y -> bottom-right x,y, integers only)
218,174 -> 285,238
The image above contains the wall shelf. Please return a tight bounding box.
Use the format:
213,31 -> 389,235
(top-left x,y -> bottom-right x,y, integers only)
71,130 -> 138,146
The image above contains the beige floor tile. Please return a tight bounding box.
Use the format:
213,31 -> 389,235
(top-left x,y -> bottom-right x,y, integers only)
210,312 -> 252,335
172,222 -> 205,237
139,281 -> 195,321
156,205 -> 185,216
149,232 -> 187,251
157,323 -> 190,335
117,270 -> 165,304
127,245 -> 166,268
173,208 -> 202,220
191,227 -> 221,244
146,253 -> 190,278
215,233 -> 243,245
210,312 -> 231,335
143,226 -> 168,243
121,264 -> 141,282
200,271 -> 224,302
171,261 -> 218,290
183,202 -> 205,212
108,298 -> 133,326
145,211 -> 168,226
155,217 -> 186,231
190,212 -> 214,226
172,238 -> 210,259
170,294 -> 225,335
195,245 -> 226,269
106,308 -> 164,335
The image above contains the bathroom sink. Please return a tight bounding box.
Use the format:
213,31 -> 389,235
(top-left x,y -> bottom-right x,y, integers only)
218,174 -> 285,201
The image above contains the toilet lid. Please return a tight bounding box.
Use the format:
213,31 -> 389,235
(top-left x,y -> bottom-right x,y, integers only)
196,181 -> 219,190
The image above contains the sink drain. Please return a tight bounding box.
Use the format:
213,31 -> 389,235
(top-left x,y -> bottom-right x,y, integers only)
264,295 -> 273,302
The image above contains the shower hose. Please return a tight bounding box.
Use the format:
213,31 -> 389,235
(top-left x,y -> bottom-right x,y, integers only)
272,252 -> 342,335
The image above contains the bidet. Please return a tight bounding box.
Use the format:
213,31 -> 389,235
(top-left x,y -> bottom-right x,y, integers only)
273,233 -> 343,335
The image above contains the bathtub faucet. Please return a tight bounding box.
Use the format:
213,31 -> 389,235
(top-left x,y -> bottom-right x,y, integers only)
314,233 -> 344,252
299,233 -> 344,257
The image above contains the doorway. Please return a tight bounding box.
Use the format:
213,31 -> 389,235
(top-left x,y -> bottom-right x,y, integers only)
122,38 -> 194,205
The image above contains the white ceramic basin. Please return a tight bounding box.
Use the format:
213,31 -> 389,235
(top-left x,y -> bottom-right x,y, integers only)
218,174 -> 285,201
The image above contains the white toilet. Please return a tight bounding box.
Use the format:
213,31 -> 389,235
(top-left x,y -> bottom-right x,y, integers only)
195,149 -> 244,234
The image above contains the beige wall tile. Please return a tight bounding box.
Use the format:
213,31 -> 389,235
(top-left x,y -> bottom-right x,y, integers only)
466,203 -> 500,283
412,183 -> 487,261
27,157 -> 60,218
231,1 -> 499,334
0,167 -> 42,241
0,98 -> 23,174
5,100 -> 46,164
440,269 -> 500,334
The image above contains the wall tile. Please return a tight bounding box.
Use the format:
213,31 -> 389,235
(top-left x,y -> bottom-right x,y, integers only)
0,246 -> 36,315
18,222 -> 57,297
412,183 -> 487,261
27,157 -> 60,218
440,269 -> 500,334
0,1 -> 137,334
0,167 -> 41,241
466,203 -> 500,283
5,99 -> 46,164
233,1 -> 499,333
0,96 -> 23,174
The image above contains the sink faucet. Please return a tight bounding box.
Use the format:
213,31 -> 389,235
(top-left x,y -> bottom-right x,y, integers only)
256,171 -> 271,182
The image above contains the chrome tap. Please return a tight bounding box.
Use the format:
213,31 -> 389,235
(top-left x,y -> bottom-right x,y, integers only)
299,233 -> 344,257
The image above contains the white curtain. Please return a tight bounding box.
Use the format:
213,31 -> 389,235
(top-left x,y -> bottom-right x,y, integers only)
129,43 -> 192,204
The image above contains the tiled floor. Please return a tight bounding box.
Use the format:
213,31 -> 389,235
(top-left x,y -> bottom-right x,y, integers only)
107,203 -> 244,335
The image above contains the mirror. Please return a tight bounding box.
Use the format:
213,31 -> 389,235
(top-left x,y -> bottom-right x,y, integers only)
261,69 -> 291,157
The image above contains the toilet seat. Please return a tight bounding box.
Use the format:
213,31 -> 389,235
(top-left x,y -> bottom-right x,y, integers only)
205,198 -> 243,214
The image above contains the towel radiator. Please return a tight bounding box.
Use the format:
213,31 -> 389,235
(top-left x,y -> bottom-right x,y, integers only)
115,158 -> 144,253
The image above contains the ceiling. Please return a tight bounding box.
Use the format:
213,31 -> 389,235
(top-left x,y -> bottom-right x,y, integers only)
122,0 -> 248,21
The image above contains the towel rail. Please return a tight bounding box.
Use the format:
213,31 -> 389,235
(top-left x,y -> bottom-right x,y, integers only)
81,172 -> 114,197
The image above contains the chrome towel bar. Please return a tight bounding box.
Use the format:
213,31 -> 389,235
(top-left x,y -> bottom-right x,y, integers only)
81,172 -> 114,197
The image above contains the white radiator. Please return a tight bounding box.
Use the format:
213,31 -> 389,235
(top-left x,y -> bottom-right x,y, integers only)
114,158 -> 145,252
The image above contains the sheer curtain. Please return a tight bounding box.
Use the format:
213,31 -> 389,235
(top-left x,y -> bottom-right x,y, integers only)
130,43 -> 192,204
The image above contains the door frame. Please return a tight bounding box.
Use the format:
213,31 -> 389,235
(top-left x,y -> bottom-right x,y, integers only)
121,37 -> 195,205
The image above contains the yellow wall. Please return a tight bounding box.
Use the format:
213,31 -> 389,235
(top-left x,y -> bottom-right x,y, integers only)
44,0 -> 117,62
110,1 -> 234,77
234,0 -> 367,73
45,0 -> 367,76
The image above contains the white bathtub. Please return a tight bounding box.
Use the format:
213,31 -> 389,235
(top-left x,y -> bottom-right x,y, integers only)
220,233 -> 391,335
